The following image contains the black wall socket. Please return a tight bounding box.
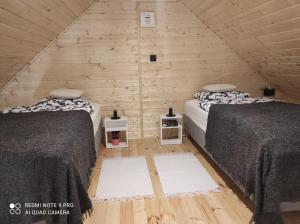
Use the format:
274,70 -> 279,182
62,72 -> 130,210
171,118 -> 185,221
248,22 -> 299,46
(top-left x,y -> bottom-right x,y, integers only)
150,55 -> 157,62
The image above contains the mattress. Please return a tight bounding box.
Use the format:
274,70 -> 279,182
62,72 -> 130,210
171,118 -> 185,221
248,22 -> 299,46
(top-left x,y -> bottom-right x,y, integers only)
184,99 -> 208,131
90,102 -> 101,136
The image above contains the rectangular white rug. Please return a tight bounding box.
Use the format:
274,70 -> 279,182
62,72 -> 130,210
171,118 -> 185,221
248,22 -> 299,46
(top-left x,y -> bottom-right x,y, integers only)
153,152 -> 219,196
95,156 -> 154,202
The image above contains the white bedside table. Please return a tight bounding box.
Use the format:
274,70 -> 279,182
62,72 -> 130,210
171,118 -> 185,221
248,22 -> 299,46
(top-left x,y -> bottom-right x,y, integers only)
104,116 -> 129,149
160,114 -> 183,145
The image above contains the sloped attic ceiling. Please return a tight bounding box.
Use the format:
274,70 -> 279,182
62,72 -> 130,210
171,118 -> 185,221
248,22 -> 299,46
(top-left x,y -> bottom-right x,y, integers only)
1,0 -> 299,101
180,0 -> 300,100
0,0 -> 95,88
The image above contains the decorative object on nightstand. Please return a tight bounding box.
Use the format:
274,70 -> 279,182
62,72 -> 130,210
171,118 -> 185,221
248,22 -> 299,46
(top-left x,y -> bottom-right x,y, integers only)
104,114 -> 128,149
160,113 -> 182,145
111,110 -> 120,120
166,107 -> 175,117
262,86 -> 275,97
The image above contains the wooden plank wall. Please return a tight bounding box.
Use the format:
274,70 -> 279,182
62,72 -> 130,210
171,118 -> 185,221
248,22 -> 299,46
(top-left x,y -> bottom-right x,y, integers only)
0,1 -> 142,138
180,0 -> 300,101
0,1 -> 267,138
139,2 -> 267,137
0,0 -> 95,88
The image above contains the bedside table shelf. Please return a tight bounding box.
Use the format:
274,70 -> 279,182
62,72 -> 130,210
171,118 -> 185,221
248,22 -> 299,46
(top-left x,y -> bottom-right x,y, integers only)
161,124 -> 183,129
106,142 -> 128,149
161,138 -> 182,145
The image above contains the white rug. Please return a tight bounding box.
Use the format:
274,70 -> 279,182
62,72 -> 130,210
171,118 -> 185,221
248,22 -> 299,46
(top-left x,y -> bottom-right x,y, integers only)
153,153 -> 219,196
95,156 -> 154,202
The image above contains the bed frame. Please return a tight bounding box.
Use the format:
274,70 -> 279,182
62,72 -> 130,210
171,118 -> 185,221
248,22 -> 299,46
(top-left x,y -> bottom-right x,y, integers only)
183,115 -> 206,149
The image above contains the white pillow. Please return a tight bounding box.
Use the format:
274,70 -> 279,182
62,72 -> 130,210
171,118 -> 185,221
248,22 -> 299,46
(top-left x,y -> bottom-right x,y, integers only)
202,84 -> 236,92
49,88 -> 84,99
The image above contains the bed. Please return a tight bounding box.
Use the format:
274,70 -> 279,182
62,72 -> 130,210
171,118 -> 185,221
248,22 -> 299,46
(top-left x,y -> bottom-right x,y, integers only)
0,94 -> 101,224
184,90 -> 300,224
3,98 -> 102,154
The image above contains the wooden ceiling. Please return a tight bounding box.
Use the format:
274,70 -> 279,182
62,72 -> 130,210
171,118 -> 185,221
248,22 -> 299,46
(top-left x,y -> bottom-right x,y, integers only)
180,0 -> 300,99
1,0 -> 299,100
0,0 -> 95,88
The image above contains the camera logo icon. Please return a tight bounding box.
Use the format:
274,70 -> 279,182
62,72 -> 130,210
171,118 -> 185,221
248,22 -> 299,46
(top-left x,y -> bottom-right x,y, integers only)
9,203 -> 21,215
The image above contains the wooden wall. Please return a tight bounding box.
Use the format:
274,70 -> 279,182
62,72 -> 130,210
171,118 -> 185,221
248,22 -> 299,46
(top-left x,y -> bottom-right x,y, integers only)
180,0 -> 300,101
0,1 -> 267,138
0,0 -> 95,88
138,2 -> 268,137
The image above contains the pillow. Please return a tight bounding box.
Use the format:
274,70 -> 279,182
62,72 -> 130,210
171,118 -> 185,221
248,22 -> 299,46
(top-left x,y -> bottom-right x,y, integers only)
194,91 -> 250,101
202,84 -> 236,92
49,88 -> 84,99
193,92 -> 202,100
225,91 -> 250,99
194,91 -> 211,101
5,97 -> 94,114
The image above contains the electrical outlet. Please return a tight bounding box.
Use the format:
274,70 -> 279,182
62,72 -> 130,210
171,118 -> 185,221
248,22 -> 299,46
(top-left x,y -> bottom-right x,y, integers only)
150,55 -> 156,62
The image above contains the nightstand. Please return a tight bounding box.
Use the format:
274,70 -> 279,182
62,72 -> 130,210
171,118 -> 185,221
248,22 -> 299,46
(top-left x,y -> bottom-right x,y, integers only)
104,116 -> 128,149
160,114 -> 183,145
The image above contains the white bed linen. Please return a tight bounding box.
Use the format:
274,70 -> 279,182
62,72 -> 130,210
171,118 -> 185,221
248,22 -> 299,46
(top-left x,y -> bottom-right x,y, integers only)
90,102 -> 101,136
184,99 -> 208,131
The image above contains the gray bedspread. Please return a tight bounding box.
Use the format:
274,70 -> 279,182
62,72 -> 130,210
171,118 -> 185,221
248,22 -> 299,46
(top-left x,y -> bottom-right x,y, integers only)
205,102 -> 300,224
0,111 -> 96,224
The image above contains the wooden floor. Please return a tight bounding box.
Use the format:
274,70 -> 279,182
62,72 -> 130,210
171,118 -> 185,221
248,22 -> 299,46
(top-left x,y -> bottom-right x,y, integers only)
84,137 -> 300,224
